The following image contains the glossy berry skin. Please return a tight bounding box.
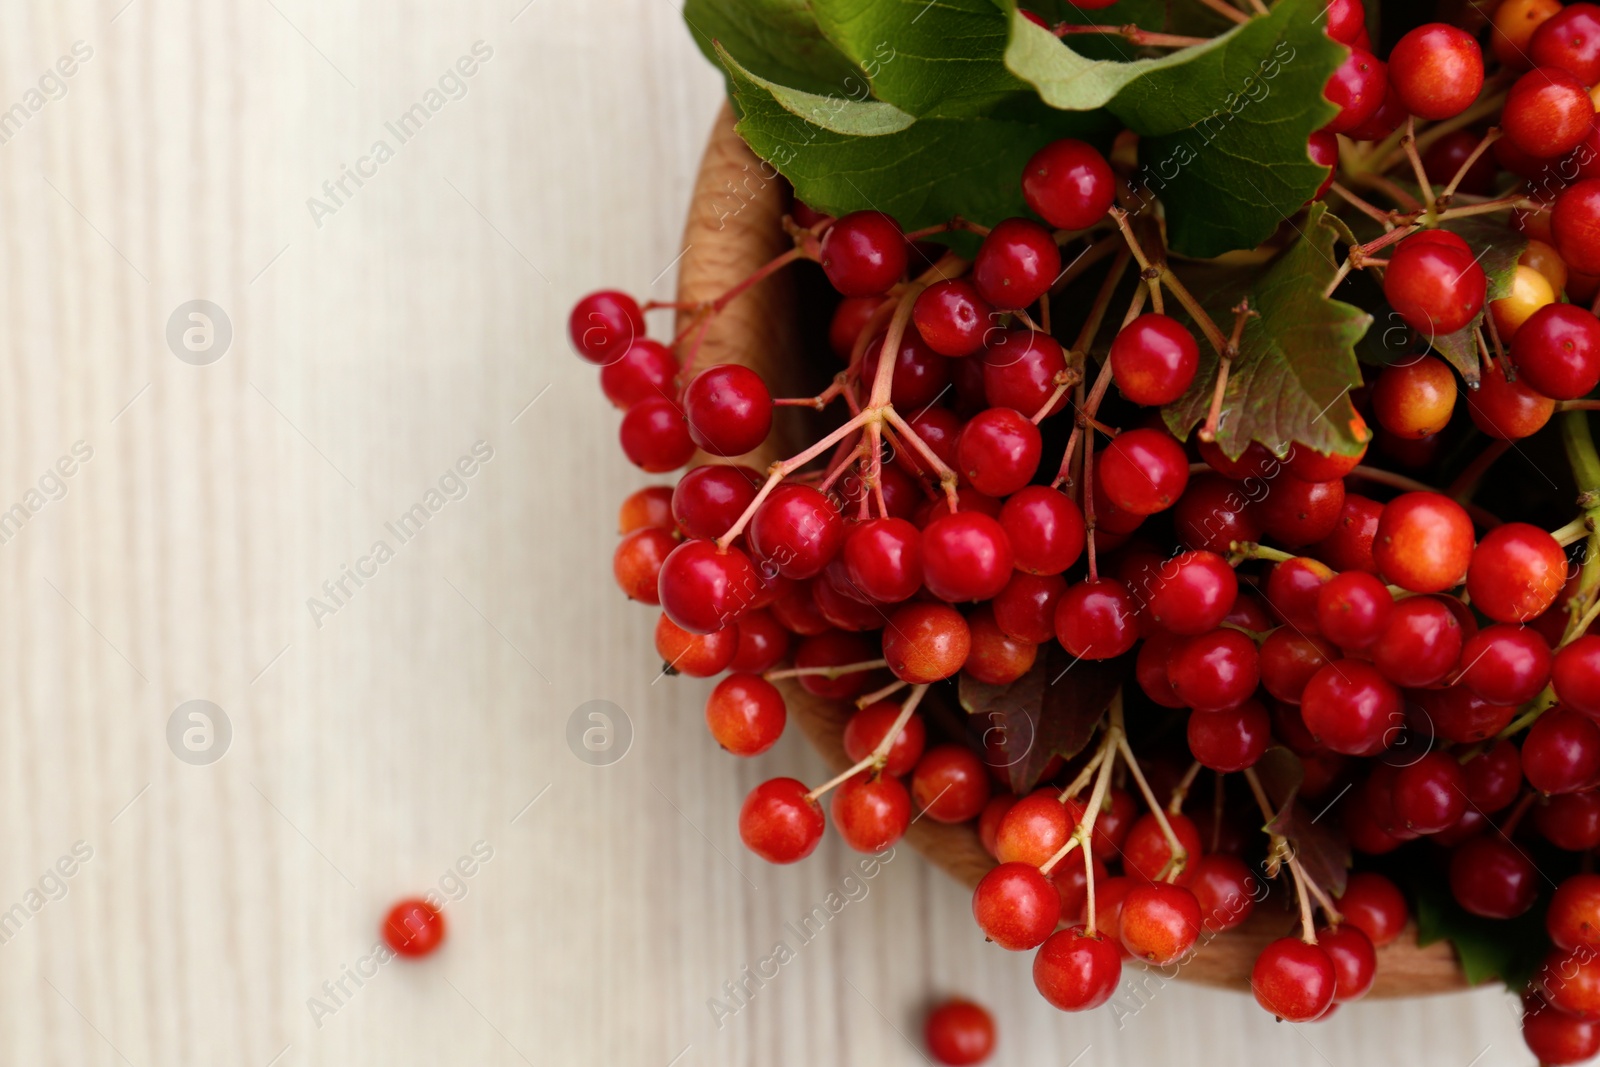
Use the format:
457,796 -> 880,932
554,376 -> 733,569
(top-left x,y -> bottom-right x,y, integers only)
883,602 -> 972,684
1119,883 -> 1202,965
1260,630 -> 1336,703
1251,938 -> 1336,1022
1524,992 -> 1600,1065
862,329 -> 952,410
1321,48 -> 1387,135
748,484 -> 844,580
1136,631 -> 1185,707
599,338 -> 676,409
1033,928 -> 1122,1012
973,862 -> 1061,950
613,527 -> 676,603
383,898 -> 446,958
973,218 -> 1061,312
1110,314 -> 1199,406
821,211 -> 907,296
1000,486 -> 1085,575
1190,854 -> 1259,933
995,791 -> 1074,866
1265,556 -> 1334,633
1537,792 -> 1600,850
1554,179 -> 1600,275
922,512 -> 1015,602
994,572 -> 1067,644
1388,24 -> 1485,120
1370,357 -> 1456,440
1467,357 -> 1556,440
957,408 -> 1042,497
682,364 -> 773,457
1123,811 -> 1203,886
1506,66 -> 1595,158
1421,130 -> 1498,196
1524,706 -> 1600,794
568,289 -> 644,365
842,517 -> 923,603
1174,473 -> 1262,555
618,486 -> 675,534
1337,872 -> 1408,947
1256,475 -> 1345,547
983,330 -> 1069,417
912,744 -> 992,823
1466,522 -> 1569,623
731,610 -> 789,673
1450,835 -> 1538,918
672,464 -> 759,541
843,701 -> 927,777
655,613 -> 737,677
1300,660 -> 1400,756
657,539 -> 758,634
1317,924 -> 1376,1002
1383,236 -> 1487,337
924,999 -> 996,1067
1147,550 -> 1238,636
705,673 -> 786,756
1022,139 -> 1115,230
1549,874 -> 1600,952
1187,698 -> 1271,771
1532,2 -> 1600,85
1423,685 -> 1517,745
619,396 -> 696,473
1167,629 -> 1260,713
1457,624 -> 1552,706
914,279 -> 993,358
1373,492 -> 1474,594
966,606 -> 1038,685
832,771 -> 912,853
1541,945 -> 1600,1021
1554,635 -> 1600,716
1512,302 -> 1600,400
740,778 -> 825,864
829,295 -> 882,360
1315,571 -> 1393,651
1097,428 -> 1189,515
1391,751 -> 1467,834
1054,578 -> 1140,660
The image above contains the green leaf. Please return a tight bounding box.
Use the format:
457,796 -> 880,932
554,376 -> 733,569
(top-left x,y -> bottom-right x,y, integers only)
1252,746 -> 1351,898
1163,202 -> 1372,459
717,45 -> 1116,231
958,644 -> 1123,794
683,0 -> 863,98
1002,0 -> 1345,256
808,0 -> 1028,118
1410,867 -> 1548,989
1428,216 -> 1528,386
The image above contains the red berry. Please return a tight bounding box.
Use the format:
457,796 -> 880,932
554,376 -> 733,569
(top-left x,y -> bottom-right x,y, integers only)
1450,834 -> 1539,917
973,218 -> 1061,312
821,211 -> 907,296
1310,492 -> 1382,574
1421,684 -> 1517,744
1391,750 -> 1467,834
883,602 -> 972,683
982,329 -> 1068,416
1322,0 -> 1365,43
1288,439 -> 1367,483
613,527 -> 676,603
1373,492 -> 1475,593
842,517 -> 923,604
1467,522 -> 1569,623
1173,473 -> 1263,555
1524,705 -> 1600,793
914,279 -> 993,358
1306,130 -> 1338,202
966,605 -> 1038,685
730,609 -> 789,673
1322,48 -> 1387,134
1096,428 -> 1189,515
1033,927 -> 1122,1011
863,328 -> 952,409
383,898 -> 446,958
1468,356 -> 1557,439
957,407 -> 1042,497
829,295 -> 883,360
1532,2 -> 1600,84
1251,937 -> 1336,1021
1524,991 -> 1600,1065
995,791 -> 1073,866
1187,698 -> 1271,771
1457,623 -> 1553,705
912,744 -> 992,823
568,289 -> 644,365
1054,578 -> 1139,660
599,338 -> 677,408
993,571 -> 1067,644
1370,356 -> 1457,440
655,613 -> 737,677
1541,946 -> 1600,1021
973,862 -> 1061,950
618,485 -> 676,534
1555,635 -> 1600,716
924,999 -> 996,1066
1382,235 -> 1487,336
1466,739 -> 1525,812
682,364 -> 772,457
619,396 -> 695,473
1110,314 -> 1199,406
832,771 -> 912,852
1337,872 -> 1409,947
1021,139 -> 1115,230
1506,66 -> 1596,158
999,486 -> 1085,575
749,484 -> 844,580
1300,660 -> 1401,756
740,778 -> 825,863
1119,882 -> 1202,965
672,464 -> 760,541
1122,811 -> 1203,885
1388,23 -> 1485,120
1555,178 -> 1600,275
1317,924 -> 1376,1002
1260,630 -> 1337,703
1550,874 -> 1600,951
1167,629 -> 1260,713
1190,854 -> 1259,933
705,674 -> 786,756
843,701 -> 927,777
1148,550 -> 1239,636
1513,302 -> 1600,400
1420,130 -> 1498,196
1265,556 -> 1334,632
923,512 -> 1015,602
1315,570 -> 1394,651
658,538 -> 759,634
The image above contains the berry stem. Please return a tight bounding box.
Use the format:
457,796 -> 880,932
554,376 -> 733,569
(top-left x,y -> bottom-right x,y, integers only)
1082,399 -> 1100,581
1436,128 -> 1502,205
1108,207 -> 1167,316
1400,118 -> 1437,214
1051,346 -> 1118,491
1051,233 -> 1125,296
1329,181 -> 1400,228
1166,760 -> 1203,815
882,407 -> 963,511
1197,300 -> 1256,444
716,408 -> 873,549
1053,24 -> 1210,47
672,246 -> 811,371
1058,745 -> 1111,804
1550,515 -> 1595,548
805,683 -> 929,802
1434,192 -> 1540,222
1040,701 -> 1122,920
855,677 -> 909,708
764,658 -> 889,681
1228,540 -> 1295,565
1185,0 -> 1250,24
1114,728 -> 1189,883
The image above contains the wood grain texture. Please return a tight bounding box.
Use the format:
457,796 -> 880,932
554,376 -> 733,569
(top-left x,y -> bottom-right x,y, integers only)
0,2 -> 1526,1064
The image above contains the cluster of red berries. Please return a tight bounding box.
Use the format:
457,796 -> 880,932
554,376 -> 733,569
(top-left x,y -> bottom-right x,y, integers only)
575,3 -> 1600,1056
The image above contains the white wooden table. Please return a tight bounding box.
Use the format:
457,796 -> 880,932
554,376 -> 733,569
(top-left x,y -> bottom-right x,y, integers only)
0,1 -> 1531,1063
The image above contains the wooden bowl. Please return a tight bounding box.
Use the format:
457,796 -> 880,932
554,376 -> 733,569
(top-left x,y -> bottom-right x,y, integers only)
675,102 -> 1467,997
